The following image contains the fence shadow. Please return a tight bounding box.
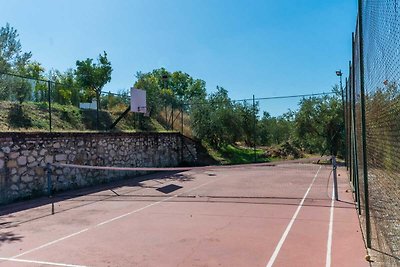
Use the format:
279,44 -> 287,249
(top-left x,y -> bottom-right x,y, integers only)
0,170 -> 193,226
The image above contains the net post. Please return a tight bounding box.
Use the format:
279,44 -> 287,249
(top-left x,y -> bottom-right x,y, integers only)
46,163 -> 54,215
253,94 -> 257,163
332,156 -> 339,201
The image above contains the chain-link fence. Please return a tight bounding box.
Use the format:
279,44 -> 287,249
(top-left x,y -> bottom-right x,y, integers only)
0,72 -> 149,132
347,1 -> 400,265
0,72 -> 51,131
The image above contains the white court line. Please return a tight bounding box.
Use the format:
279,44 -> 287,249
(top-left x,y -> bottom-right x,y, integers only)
11,229 -> 90,259
0,257 -> 87,267
8,176 -> 221,261
11,178 -> 220,259
97,176 -> 221,227
265,166 -> 322,267
326,178 -> 335,267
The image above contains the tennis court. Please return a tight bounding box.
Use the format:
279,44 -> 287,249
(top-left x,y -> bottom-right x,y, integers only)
0,162 -> 368,267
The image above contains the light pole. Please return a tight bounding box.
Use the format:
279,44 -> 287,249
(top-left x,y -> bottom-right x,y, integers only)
336,70 -> 346,167
336,70 -> 343,90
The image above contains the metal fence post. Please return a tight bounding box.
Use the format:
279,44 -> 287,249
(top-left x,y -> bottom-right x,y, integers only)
47,81 -> 52,132
358,0 -> 371,248
351,31 -> 362,215
181,105 -> 184,134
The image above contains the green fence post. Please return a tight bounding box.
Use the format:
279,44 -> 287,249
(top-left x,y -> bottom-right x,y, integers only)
347,62 -> 353,183
47,81 -> 52,132
351,34 -> 361,215
344,78 -> 349,171
358,0 -> 371,248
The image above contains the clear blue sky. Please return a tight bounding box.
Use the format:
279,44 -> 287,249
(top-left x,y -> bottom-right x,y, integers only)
1,0 -> 357,116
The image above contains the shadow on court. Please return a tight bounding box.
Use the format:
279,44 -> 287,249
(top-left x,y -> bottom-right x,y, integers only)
0,231 -> 23,246
0,171 -> 193,228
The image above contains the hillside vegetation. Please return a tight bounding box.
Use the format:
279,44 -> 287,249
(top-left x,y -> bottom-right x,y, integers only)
0,101 -> 165,132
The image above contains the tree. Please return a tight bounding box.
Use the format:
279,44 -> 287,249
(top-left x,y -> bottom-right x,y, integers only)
258,111 -> 294,146
191,86 -> 243,147
51,69 -> 81,106
134,68 -> 207,124
170,71 -> 207,105
237,101 -> 259,146
0,23 -> 33,102
75,51 -> 112,129
0,23 -> 32,72
294,87 -> 344,156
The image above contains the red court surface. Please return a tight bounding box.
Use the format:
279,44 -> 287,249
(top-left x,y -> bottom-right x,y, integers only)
0,163 -> 369,267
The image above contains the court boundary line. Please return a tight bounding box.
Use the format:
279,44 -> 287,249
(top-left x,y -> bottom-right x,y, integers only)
326,179 -> 335,267
265,165 -> 322,267
0,257 -> 87,267
8,176 -> 222,260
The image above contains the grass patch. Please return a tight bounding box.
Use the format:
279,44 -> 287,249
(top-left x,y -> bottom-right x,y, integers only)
206,144 -> 270,165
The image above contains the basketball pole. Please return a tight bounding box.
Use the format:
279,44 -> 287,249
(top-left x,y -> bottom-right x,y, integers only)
109,106 -> 131,130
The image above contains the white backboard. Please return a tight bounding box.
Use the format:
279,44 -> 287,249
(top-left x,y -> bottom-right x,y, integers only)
130,88 -> 147,113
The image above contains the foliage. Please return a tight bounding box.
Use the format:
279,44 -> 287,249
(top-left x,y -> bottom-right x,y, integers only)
75,51 -> 112,103
100,89 -> 130,111
51,69 -> 81,106
365,81 -> 400,169
0,23 -> 33,103
206,144 -> 267,165
134,68 -> 207,117
258,111 -> 295,146
294,86 -> 344,156
0,23 -> 32,72
75,51 -> 112,128
191,87 -> 252,148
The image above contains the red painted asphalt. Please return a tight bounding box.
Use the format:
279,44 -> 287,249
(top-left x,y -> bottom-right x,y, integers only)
0,163 -> 369,266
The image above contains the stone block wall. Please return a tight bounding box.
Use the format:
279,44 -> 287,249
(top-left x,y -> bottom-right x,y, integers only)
0,132 -> 198,204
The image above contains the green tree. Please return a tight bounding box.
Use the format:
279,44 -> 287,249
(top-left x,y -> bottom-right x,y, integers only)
0,23 -> 32,72
51,69 -> 80,106
0,23 -> 33,102
294,87 -> 344,156
170,71 -> 207,105
24,62 -> 47,102
191,86 -> 243,147
75,51 -> 112,129
237,101 -> 259,146
134,68 -> 207,118
257,111 -> 295,146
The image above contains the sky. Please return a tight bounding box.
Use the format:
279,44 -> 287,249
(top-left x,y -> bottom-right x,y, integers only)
1,0 -> 357,116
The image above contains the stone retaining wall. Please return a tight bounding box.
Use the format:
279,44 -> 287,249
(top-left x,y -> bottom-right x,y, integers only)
0,132 -> 197,204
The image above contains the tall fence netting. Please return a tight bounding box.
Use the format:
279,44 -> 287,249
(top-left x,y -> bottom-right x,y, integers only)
348,1 -> 400,265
